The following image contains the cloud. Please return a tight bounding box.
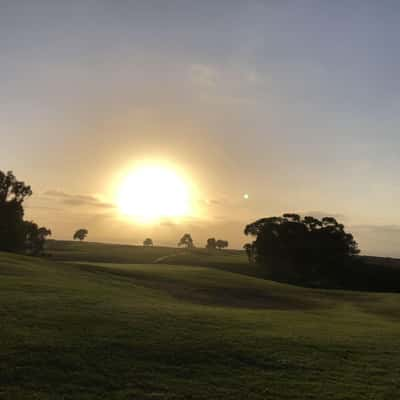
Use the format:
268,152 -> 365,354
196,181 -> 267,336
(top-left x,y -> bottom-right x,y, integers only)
42,190 -> 115,209
187,63 -> 269,107
198,198 -> 223,207
208,199 -> 222,205
189,64 -> 219,88
159,219 -> 177,227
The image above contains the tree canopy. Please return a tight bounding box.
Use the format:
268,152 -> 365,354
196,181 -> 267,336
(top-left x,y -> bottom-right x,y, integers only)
143,238 -> 154,247
206,238 -> 217,250
206,238 -> 228,250
0,171 -> 31,252
0,170 -> 32,204
245,214 -> 359,281
24,222 -> 52,255
73,229 -> 88,242
0,170 -> 50,254
216,240 -> 229,250
178,233 -> 194,248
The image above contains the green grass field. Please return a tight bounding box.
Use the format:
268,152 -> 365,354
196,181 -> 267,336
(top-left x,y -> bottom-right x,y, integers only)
1,241 -> 400,399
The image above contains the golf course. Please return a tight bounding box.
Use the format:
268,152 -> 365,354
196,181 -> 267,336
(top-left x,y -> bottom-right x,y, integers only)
1,240 -> 399,399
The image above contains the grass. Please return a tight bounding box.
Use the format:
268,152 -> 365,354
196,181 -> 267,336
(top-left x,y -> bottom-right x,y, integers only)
1,241 -> 400,399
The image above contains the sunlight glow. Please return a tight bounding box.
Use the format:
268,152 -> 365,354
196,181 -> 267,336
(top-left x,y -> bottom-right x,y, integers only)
117,164 -> 191,222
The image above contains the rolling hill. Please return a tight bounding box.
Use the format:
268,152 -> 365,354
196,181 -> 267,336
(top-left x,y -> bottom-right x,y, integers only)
1,241 -> 400,399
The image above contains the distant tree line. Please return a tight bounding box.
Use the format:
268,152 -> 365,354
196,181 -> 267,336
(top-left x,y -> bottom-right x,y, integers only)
3,171 -> 400,293
0,170 -> 51,255
138,235 -> 230,250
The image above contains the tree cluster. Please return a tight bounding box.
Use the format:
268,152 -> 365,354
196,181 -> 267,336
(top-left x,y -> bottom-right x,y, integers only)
0,170 -> 51,255
206,238 -> 229,250
244,213 -> 359,282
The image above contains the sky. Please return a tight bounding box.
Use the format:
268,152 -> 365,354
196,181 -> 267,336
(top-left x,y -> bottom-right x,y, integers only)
2,1 -> 400,255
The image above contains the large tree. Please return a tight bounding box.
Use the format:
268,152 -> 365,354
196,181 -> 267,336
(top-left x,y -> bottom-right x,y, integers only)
244,213 -> 359,281
0,171 -> 32,252
0,170 -> 51,254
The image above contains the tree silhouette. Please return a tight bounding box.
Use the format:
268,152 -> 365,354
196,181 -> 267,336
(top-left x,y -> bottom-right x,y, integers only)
216,240 -> 228,250
206,238 -> 217,250
0,170 -> 51,254
243,243 -> 254,262
143,238 -> 154,247
178,233 -> 194,248
0,171 -> 33,252
245,214 -> 359,281
73,229 -> 88,242
0,170 -> 32,204
24,222 -> 52,255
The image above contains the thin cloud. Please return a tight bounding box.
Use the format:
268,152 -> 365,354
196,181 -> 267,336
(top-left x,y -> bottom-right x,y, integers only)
189,64 -> 219,88
43,190 -> 115,209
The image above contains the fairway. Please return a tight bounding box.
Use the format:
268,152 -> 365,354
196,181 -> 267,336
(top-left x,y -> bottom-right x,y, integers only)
1,243 -> 400,399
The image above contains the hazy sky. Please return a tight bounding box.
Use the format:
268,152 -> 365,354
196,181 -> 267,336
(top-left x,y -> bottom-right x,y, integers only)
2,1 -> 400,255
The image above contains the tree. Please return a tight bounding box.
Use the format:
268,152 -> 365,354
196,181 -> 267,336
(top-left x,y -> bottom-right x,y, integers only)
216,240 -> 229,250
178,233 -> 194,248
73,229 -> 88,242
0,170 -> 51,254
143,238 -> 154,247
243,243 -> 254,262
24,222 -> 52,255
0,171 -> 33,252
0,170 -> 32,204
244,214 -> 359,281
206,238 -> 217,250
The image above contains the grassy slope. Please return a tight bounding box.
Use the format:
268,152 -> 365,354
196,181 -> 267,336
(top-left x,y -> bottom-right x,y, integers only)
47,239 -> 247,262
46,240 -> 258,276
1,243 -> 400,399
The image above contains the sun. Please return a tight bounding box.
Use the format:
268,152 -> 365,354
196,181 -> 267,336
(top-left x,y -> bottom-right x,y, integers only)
117,164 -> 191,222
